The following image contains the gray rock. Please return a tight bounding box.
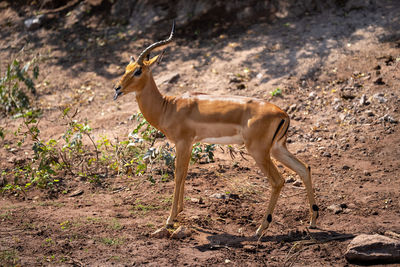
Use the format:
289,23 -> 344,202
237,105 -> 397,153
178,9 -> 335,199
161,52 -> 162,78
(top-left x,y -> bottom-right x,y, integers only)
373,93 -> 387,103
24,15 -> 44,30
359,94 -> 370,106
345,234 -> 400,264
327,204 -> 343,214
381,114 -> 398,124
210,193 -> 226,199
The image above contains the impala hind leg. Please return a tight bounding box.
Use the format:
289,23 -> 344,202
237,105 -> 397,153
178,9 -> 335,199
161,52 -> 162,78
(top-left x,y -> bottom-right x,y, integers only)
166,141 -> 192,226
247,146 -> 285,236
271,140 -> 319,228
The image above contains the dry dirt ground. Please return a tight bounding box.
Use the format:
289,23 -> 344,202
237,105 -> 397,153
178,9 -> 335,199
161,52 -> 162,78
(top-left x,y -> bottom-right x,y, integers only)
1,1 -> 400,266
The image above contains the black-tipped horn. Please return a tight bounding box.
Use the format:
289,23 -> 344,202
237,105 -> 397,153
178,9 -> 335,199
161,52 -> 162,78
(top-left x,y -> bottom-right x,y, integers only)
136,21 -> 175,66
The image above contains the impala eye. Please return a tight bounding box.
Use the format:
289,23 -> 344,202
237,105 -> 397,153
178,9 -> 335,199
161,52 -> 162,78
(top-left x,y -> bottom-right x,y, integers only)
133,68 -> 142,77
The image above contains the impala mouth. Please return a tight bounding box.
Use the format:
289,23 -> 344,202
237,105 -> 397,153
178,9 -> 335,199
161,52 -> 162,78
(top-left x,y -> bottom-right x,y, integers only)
114,86 -> 122,100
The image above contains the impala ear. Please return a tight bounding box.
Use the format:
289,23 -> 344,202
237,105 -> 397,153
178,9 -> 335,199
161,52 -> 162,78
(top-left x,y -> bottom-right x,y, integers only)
145,55 -> 160,67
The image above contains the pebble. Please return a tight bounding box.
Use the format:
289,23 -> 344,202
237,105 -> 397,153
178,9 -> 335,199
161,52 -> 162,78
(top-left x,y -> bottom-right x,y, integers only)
288,103 -> 297,113
327,204 -> 343,214
373,93 -> 387,103
359,94 -> 370,106
24,15 -> 44,30
308,91 -> 316,100
285,177 -> 295,183
292,180 -> 303,187
381,114 -> 398,124
365,110 -> 374,117
342,165 -> 351,170
210,193 -> 226,199
322,152 -> 331,157
69,189 -> 84,197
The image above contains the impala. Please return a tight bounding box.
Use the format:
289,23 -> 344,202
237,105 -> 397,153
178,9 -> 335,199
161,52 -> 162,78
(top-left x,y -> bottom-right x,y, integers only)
113,23 -> 319,236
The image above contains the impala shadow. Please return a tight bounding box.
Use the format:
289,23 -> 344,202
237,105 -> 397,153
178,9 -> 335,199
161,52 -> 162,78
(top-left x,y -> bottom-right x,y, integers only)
194,227 -> 354,252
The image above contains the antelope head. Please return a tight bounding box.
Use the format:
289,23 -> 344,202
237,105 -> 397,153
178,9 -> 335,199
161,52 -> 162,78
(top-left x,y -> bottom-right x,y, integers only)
114,22 -> 175,100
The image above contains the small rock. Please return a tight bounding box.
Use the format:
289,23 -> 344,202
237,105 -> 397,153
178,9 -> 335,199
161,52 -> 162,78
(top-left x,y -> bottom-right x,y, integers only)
359,94 -> 370,106
292,180 -> 303,187
256,73 -> 263,79
322,152 -> 331,158
151,227 -> 170,238
24,15 -> 44,30
308,91 -> 316,100
332,98 -> 341,105
365,110 -> 374,117
191,198 -> 200,203
345,234 -> 400,264
198,197 -> 204,204
69,189 -> 84,197
229,76 -> 242,83
373,93 -> 387,103
374,77 -> 385,85
342,165 -> 351,170
171,226 -> 191,239
210,193 -> 226,199
288,103 -> 297,113
228,193 -> 240,200
340,88 -> 356,100
285,177 -> 295,183
327,204 -> 343,214
381,114 -> 398,124
236,83 -> 246,90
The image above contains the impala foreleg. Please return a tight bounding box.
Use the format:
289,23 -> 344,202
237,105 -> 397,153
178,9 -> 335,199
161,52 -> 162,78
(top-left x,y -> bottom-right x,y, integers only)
271,140 -> 319,228
166,141 -> 191,226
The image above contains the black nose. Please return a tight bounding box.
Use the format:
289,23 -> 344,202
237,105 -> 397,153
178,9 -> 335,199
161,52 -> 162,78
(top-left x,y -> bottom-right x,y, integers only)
114,85 -> 122,100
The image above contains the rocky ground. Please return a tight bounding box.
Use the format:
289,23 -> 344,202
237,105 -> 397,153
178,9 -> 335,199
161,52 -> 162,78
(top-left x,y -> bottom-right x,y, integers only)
0,0 -> 399,266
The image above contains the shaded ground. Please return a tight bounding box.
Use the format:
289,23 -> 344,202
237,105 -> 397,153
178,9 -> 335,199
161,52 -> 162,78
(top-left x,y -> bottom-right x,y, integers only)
1,0 -> 400,266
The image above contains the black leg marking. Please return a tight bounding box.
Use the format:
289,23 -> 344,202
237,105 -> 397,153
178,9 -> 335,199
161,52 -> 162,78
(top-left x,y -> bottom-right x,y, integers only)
267,214 -> 272,223
312,204 -> 319,219
308,166 -> 311,172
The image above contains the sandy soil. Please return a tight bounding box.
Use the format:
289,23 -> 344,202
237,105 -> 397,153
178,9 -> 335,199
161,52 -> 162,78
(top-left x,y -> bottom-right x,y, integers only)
1,1 -> 399,266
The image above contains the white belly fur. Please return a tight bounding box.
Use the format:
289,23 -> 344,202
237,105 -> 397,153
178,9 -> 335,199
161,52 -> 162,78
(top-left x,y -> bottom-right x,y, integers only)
200,135 -> 244,145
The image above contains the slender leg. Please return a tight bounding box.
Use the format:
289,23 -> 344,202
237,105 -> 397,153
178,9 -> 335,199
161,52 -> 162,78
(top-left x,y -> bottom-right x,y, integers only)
271,140 -> 319,228
166,141 -> 192,226
177,175 -> 185,214
246,143 -> 285,236
254,158 -> 285,236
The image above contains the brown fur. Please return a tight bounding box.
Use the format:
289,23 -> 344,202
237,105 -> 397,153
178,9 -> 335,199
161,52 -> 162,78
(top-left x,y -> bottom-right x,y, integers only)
114,55 -> 318,235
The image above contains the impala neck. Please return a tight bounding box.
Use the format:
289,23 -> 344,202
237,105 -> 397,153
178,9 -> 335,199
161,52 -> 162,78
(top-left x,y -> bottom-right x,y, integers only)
135,72 -> 166,128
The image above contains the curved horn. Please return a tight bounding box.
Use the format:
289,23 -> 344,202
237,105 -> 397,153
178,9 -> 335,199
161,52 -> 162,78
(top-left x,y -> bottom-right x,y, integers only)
137,21 -> 175,66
